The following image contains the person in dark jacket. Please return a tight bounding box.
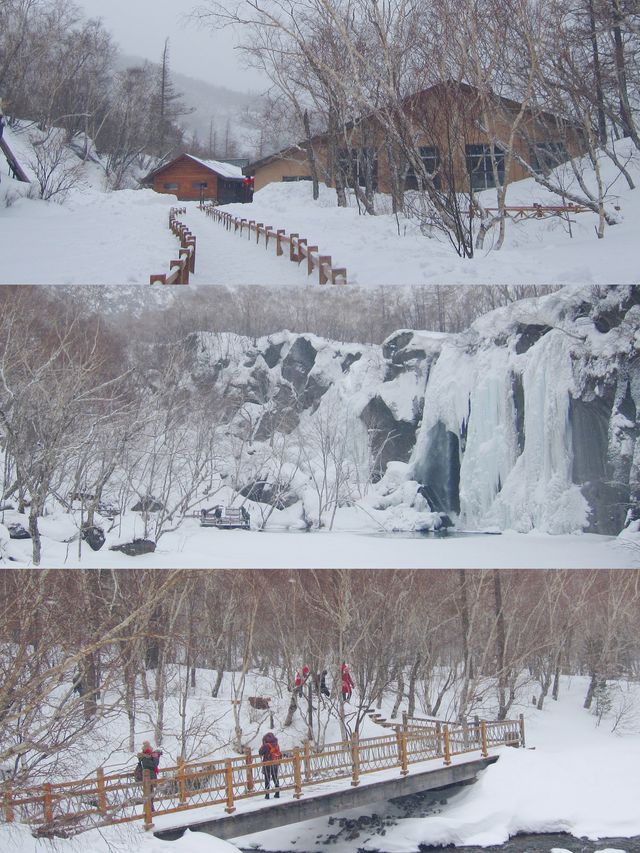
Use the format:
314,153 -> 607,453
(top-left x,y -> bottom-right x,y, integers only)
258,731 -> 281,798
135,740 -> 162,780
319,669 -> 330,697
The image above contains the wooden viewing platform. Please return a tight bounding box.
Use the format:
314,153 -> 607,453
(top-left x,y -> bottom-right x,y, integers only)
0,716 -> 524,838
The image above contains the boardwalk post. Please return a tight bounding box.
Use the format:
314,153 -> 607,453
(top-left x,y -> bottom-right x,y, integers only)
276,230 -> 285,256
142,770 -> 153,830
303,740 -> 311,782
3,783 -> 14,823
480,721 -> 488,758
177,757 -> 187,804
224,761 -> 236,814
443,725 -> 452,766
395,726 -> 408,776
400,730 -> 409,776
96,767 -> 107,816
307,246 -> 318,275
519,714 -> 526,748
292,748 -> 303,799
43,782 -> 53,825
350,734 -> 360,786
289,234 -> 299,261
245,747 -> 254,793
318,257 -> 331,285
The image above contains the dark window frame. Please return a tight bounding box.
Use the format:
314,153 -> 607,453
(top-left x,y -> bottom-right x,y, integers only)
465,143 -> 505,190
404,146 -> 441,190
529,141 -> 569,174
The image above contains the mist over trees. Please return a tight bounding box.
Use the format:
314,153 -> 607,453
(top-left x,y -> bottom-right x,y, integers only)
0,0 -> 208,187
1,568 -> 638,785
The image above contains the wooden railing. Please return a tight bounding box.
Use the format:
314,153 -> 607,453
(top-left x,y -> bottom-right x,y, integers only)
200,203 -> 348,285
149,208 -> 196,285
1,718 -> 524,836
482,203 -> 588,220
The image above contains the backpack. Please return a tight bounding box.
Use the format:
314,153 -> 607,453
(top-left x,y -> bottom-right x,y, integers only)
265,740 -> 281,761
140,753 -> 157,772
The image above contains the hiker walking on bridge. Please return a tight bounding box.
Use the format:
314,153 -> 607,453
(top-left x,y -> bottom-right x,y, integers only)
259,731 -> 281,799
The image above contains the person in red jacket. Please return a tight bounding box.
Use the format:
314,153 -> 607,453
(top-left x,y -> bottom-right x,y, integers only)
341,662 -> 354,702
258,731 -> 281,799
302,664 -> 310,682
294,671 -> 303,697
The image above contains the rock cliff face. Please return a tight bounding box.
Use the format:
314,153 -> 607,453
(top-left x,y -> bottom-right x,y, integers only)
184,286 -> 639,535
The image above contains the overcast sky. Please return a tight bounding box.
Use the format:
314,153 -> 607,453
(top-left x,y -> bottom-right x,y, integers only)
76,0 -> 268,92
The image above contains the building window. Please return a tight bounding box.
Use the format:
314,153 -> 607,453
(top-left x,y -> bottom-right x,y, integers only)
529,141 -> 569,174
192,181 -> 208,189
466,144 -> 505,190
282,175 -> 313,182
163,182 -> 178,190
405,147 -> 441,190
338,148 -> 378,190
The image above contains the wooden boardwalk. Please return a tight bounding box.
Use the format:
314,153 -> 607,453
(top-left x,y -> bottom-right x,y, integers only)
1,717 -> 524,838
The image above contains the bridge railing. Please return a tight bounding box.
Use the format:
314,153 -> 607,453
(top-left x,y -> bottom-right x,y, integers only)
1,717 -> 524,835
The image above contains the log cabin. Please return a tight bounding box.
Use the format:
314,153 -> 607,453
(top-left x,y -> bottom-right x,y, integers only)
143,154 -> 253,204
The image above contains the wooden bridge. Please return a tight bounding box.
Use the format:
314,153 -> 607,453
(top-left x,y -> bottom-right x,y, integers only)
0,716 -> 524,840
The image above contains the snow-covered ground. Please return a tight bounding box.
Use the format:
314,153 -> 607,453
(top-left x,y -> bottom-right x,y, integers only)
1,122 -> 638,285
1,676 -> 638,852
2,510 -> 638,568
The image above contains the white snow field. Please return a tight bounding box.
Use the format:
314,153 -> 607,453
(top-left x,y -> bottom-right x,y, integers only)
2,523 -> 637,568
1,122 -> 638,285
0,676 -> 638,853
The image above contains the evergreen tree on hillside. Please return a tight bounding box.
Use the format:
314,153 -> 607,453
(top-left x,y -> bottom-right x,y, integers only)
148,37 -> 192,159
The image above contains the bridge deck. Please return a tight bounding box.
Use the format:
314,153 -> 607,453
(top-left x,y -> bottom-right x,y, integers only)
153,753 -> 498,841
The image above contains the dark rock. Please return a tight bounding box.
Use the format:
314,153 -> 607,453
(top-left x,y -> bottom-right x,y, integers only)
109,539 -> 156,557
341,352 -> 362,373
281,337 -> 317,392
299,373 -> 330,412
618,380 -> 637,423
131,496 -> 164,513
383,363 -> 404,382
81,525 -> 105,551
514,323 -> 551,355
414,421 -> 461,514
8,522 -> 30,540
360,396 -> 417,480
97,501 -> 119,518
570,391 -> 629,534
262,340 -> 285,369
239,481 -> 299,509
234,365 -> 270,406
382,330 -> 413,361
436,513 -> 454,528
511,372 -> 525,455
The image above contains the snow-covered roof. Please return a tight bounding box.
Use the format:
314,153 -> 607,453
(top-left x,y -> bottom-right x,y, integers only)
184,155 -> 244,180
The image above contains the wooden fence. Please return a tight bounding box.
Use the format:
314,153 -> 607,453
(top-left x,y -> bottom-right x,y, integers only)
200,203 -> 348,285
149,208 -> 196,285
1,717 -> 524,836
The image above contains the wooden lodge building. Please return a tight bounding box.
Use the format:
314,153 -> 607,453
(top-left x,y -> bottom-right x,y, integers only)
244,82 -> 582,196
143,154 -> 253,204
